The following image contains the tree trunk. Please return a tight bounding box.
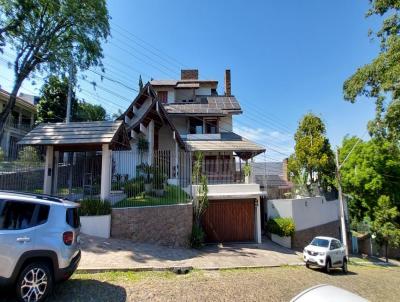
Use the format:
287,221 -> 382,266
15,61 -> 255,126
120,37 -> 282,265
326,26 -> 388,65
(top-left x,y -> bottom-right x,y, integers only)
0,77 -> 24,142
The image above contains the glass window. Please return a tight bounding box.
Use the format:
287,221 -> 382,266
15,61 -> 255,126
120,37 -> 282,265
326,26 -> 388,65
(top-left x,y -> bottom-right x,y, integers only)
330,240 -> 340,250
310,238 -> 330,248
157,91 -> 168,103
0,200 -> 36,230
205,119 -> 218,134
66,208 -> 80,228
189,118 -> 203,134
37,205 -> 50,225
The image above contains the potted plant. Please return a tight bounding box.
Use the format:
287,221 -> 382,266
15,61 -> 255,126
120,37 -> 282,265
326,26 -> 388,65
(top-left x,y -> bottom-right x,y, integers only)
243,162 -> 251,184
79,199 -> 112,238
266,217 -> 295,249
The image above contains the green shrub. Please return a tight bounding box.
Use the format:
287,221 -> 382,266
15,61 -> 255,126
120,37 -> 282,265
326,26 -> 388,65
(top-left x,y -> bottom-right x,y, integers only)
0,147 -> 4,161
190,224 -> 205,248
79,199 -> 111,216
266,217 -> 295,237
243,162 -> 251,177
123,177 -> 145,197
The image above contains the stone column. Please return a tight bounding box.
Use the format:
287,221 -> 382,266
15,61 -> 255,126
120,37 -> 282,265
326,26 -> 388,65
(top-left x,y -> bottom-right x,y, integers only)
43,146 -> 54,195
100,144 -> 112,200
147,120 -> 154,165
255,197 -> 262,244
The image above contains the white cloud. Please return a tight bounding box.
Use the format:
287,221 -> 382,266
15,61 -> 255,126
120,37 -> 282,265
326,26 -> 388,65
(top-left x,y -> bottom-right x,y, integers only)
233,126 -> 294,161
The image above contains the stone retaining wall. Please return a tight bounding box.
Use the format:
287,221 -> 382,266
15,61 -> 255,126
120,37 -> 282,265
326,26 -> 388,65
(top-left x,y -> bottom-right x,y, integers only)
111,203 -> 193,247
292,220 -> 340,250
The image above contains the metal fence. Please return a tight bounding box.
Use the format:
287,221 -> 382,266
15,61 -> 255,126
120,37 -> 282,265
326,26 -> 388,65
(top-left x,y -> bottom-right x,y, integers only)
0,145 -> 45,193
111,149 -> 192,207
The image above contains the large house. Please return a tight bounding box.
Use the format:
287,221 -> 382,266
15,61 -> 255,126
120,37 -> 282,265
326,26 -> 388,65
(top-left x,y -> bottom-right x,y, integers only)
0,89 -> 36,159
116,69 -> 266,243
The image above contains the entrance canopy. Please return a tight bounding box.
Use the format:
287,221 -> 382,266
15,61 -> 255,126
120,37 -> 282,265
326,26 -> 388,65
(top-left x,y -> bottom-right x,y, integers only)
18,121 -> 131,151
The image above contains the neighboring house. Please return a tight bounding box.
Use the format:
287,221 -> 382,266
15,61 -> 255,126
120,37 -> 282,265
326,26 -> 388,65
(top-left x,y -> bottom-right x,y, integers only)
250,160 -> 293,198
0,89 -> 36,159
117,69 -> 266,243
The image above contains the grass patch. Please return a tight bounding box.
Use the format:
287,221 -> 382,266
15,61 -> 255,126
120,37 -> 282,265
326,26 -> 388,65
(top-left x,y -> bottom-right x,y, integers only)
113,185 -> 190,208
73,270 -> 187,283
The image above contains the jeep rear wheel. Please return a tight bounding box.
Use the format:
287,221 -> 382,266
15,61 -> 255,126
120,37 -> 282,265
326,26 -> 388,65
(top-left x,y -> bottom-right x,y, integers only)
16,262 -> 54,302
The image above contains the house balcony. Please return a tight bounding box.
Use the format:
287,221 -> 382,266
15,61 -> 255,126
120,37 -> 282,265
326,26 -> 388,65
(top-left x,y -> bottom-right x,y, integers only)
6,117 -> 33,133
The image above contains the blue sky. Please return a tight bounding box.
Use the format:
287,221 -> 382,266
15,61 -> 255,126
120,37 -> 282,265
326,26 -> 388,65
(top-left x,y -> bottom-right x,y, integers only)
0,1 -> 382,160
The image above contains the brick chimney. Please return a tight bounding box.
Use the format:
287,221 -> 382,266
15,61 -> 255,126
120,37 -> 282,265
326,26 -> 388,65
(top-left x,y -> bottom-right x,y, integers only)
224,69 -> 231,96
181,69 -> 198,80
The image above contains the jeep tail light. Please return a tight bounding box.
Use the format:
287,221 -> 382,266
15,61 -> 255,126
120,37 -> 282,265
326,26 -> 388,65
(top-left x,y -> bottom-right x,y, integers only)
63,231 -> 73,245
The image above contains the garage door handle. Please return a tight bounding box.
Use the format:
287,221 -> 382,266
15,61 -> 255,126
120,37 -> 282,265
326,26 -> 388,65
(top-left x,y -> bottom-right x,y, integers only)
16,237 -> 30,243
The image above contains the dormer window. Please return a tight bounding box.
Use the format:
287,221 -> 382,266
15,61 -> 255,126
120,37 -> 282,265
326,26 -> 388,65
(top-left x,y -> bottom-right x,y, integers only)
157,91 -> 168,103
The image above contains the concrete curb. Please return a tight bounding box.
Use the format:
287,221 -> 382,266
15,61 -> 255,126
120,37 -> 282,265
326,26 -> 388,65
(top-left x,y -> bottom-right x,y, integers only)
76,262 -> 305,274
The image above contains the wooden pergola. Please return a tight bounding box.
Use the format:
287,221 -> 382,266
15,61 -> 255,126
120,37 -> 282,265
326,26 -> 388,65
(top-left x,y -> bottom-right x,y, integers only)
18,120 -> 130,200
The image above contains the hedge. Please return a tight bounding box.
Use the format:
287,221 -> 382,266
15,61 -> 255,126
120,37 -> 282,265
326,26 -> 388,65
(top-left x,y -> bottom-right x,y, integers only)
266,217 -> 295,237
79,199 -> 111,216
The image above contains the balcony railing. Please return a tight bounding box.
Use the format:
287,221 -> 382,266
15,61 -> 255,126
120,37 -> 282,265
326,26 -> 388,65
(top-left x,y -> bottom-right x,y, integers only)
6,118 -> 33,132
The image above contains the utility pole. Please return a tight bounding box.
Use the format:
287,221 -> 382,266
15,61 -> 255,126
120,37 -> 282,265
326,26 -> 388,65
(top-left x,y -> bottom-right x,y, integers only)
66,63 -> 73,123
335,148 -> 348,256
66,62 -> 74,195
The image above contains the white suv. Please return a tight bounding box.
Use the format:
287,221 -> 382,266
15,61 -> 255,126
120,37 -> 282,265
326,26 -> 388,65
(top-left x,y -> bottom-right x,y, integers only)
0,191 -> 81,302
303,236 -> 348,274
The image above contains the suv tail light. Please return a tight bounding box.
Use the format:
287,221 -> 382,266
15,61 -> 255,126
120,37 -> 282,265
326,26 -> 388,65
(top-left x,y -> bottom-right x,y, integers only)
63,231 -> 74,245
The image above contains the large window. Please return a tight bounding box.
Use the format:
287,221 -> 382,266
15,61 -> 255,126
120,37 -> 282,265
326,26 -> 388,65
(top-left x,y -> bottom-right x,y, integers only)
157,91 -> 168,103
189,118 -> 203,134
0,200 -> 49,230
205,118 -> 218,134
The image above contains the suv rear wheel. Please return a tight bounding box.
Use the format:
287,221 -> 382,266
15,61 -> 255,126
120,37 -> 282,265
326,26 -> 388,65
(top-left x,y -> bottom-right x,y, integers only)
342,258 -> 348,274
15,262 -> 54,302
325,258 -> 332,274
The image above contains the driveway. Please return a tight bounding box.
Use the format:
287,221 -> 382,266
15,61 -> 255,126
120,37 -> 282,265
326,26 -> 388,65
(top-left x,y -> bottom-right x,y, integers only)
79,234 -> 303,270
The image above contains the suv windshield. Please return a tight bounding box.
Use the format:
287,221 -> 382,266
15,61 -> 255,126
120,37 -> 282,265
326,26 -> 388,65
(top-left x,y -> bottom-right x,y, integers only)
66,208 -> 80,228
310,238 -> 330,247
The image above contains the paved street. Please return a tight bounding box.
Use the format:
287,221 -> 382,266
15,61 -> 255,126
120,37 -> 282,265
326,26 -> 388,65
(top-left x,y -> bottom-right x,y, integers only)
2,265 -> 399,302
79,234 -> 303,270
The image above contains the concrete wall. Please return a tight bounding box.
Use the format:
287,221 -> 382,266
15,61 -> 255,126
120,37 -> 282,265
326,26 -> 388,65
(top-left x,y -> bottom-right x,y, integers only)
292,220 -> 340,250
111,203 -> 193,247
219,116 -> 232,132
267,197 -> 339,231
170,117 -> 187,134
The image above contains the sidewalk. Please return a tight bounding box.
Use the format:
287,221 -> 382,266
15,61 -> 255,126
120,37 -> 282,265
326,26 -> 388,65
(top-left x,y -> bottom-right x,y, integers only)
78,234 -> 303,271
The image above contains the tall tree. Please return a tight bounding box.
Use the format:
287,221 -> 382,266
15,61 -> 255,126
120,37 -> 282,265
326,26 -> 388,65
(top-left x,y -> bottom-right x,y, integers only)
37,75 -> 106,123
36,75 -> 77,123
75,101 -> 106,122
371,195 -> 400,262
343,0 -> 400,139
288,113 -> 335,194
0,0 -> 110,140
339,136 -> 400,220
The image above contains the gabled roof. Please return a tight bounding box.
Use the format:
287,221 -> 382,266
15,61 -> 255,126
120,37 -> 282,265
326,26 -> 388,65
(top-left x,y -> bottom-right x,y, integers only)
18,120 -> 131,151
164,96 -> 242,116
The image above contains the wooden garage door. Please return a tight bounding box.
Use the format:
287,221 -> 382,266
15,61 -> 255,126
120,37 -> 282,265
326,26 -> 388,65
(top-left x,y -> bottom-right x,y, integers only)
202,199 -> 255,243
